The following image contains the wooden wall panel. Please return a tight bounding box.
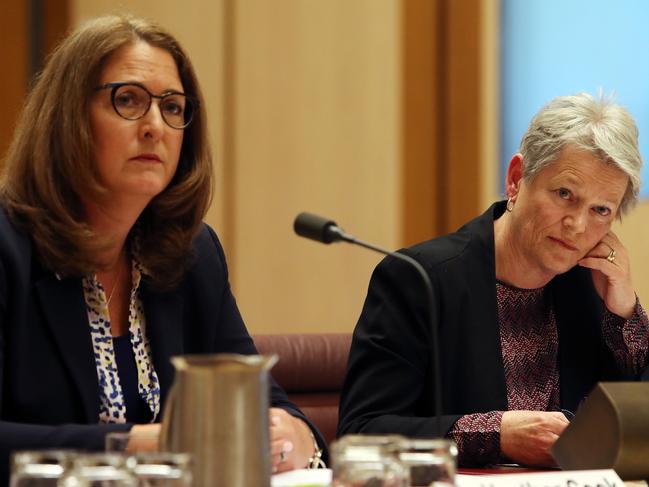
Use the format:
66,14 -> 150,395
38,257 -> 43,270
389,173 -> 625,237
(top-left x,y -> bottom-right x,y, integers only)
230,0 -> 401,333
0,2 -> 28,163
479,0 -> 501,210
614,203 -> 649,303
401,0 -> 499,241
444,0 -> 484,233
1,0 -> 70,166
43,0 -> 71,60
401,0 -> 441,245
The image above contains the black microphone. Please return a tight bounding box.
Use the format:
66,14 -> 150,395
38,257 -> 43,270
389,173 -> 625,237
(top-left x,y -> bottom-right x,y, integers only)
293,212 -> 443,437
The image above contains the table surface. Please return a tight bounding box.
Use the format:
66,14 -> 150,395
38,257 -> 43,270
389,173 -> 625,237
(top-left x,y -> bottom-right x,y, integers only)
457,465 -> 648,487
458,465 -> 553,475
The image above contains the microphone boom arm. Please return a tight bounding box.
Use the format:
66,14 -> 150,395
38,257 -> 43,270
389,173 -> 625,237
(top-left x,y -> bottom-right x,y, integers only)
293,212 -> 444,437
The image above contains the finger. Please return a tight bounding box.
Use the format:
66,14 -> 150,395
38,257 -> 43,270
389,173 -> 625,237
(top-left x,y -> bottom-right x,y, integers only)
271,449 -> 288,464
549,420 -> 569,436
599,234 -> 628,259
584,240 -> 614,259
541,415 -> 570,434
270,443 -> 294,474
269,424 -> 281,441
270,439 -> 294,456
597,238 -> 614,252
603,231 -> 622,247
269,407 -> 287,418
271,453 -> 286,473
269,412 -> 282,427
547,429 -> 565,443
579,256 -> 621,273
273,455 -> 294,474
531,429 -> 564,460
548,411 -> 570,421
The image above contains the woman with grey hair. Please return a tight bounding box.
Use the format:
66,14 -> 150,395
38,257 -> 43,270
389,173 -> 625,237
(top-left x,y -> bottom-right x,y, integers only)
338,93 -> 649,466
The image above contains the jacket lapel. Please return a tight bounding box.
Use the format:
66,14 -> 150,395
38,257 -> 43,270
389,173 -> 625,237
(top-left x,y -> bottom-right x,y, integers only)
35,275 -> 99,423
553,268 -> 617,411
140,282 -> 185,409
469,202 -> 508,410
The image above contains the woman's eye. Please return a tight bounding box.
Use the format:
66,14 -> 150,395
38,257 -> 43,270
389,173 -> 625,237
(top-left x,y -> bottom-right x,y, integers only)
162,101 -> 183,115
595,206 -> 611,217
114,92 -> 139,107
162,96 -> 185,116
557,188 -> 571,199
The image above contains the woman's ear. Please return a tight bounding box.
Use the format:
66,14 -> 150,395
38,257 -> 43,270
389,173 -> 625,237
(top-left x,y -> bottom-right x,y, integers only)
505,154 -> 524,201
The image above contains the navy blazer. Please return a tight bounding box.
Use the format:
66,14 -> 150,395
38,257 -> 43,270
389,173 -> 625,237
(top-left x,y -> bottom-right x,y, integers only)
0,209 -> 323,482
338,201 -> 641,450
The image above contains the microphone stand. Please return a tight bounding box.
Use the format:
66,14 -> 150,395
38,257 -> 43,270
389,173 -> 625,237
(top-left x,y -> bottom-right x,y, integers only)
295,213 -> 443,438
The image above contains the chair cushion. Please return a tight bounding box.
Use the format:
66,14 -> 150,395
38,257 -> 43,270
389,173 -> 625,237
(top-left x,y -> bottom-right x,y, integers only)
254,333 -> 352,445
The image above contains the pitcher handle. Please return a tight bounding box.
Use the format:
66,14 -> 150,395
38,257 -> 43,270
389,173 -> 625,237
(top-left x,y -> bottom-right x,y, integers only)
159,381 -> 178,450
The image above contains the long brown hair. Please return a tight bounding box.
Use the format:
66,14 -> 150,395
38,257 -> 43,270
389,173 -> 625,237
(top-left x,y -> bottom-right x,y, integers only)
0,15 -> 213,289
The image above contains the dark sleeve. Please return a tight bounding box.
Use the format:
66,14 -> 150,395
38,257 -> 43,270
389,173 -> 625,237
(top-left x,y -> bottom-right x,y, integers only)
601,298 -> 649,376
201,227 -> 328,461
447,412 -> 504,466
337,254 -> 461,438
0,259 -> 134,483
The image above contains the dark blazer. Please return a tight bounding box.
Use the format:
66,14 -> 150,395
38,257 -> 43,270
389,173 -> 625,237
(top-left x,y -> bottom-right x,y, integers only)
0,209 -> 324,482
338,201 -> 637,443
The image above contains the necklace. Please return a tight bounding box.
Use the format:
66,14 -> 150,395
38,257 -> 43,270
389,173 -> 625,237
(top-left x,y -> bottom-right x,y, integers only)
105,259 -> 124,307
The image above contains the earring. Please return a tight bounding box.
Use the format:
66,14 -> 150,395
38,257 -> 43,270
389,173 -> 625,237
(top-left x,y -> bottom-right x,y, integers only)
506,198 -> 514,212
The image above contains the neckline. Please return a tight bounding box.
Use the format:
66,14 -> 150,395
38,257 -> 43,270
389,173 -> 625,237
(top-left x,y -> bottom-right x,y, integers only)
496,279 -> 546,293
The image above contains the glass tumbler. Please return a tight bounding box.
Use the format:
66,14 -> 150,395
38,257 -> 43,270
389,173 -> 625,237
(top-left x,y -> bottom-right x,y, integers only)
397,439 -> 457,487
133,453 -> 192,487
59,453 -> 137,487
105,433 -> 132,453
10,450 -> 74,487
105,431 -> 160,453
331,434 -> 409,487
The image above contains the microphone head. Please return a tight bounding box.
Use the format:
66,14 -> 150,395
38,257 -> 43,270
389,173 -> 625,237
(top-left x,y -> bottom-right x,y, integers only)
294,212 -> 342,244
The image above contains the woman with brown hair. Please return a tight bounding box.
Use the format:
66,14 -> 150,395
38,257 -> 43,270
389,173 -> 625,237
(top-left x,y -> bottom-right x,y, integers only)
0,14 -> 323,481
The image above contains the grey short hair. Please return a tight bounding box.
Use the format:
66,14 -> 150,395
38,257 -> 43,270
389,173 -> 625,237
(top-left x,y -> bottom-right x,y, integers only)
519,93 -> 642,215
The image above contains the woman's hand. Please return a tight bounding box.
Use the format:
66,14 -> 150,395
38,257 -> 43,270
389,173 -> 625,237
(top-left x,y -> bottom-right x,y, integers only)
269,408 -> 316,473
579,231 -> 636,319
126,423 -> 160,452
500,411 -> 569,466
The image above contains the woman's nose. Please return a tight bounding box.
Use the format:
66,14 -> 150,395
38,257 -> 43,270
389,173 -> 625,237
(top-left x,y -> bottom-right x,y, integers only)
562,208 -> 588,233
138,103 -> 165,139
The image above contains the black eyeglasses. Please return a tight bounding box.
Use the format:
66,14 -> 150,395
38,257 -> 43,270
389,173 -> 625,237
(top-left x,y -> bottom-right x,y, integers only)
95,82 -> 199,129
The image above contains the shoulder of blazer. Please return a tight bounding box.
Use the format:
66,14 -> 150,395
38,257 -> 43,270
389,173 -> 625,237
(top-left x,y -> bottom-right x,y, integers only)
178,223 -> 231,290
397,201 -> 505,273
192,223 -> 226,260
0,208 -> 38,279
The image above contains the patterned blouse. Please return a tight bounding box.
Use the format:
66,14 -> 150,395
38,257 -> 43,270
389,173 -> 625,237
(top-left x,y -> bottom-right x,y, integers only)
447,281 -> 649,466
82,259 -> 161,424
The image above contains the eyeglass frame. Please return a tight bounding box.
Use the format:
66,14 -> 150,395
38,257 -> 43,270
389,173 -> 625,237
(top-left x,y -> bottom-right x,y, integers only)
94,81 -> 200,129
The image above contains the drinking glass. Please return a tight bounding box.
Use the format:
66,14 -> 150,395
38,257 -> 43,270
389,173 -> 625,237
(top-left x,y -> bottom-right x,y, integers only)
397,439 -> 457,487
59,453 -> 137,487
106,433 -> 132,453
10,450 -> 74,487
133,453 -> 192,487
331,434 -> 409,487
106,431 -> 159,453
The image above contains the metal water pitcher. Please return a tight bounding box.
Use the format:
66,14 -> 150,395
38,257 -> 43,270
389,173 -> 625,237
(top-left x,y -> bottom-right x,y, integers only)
160,353 -> 278,487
